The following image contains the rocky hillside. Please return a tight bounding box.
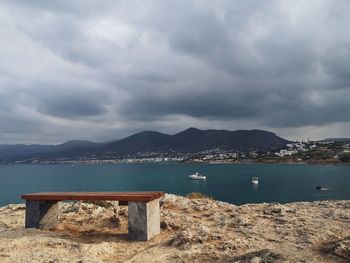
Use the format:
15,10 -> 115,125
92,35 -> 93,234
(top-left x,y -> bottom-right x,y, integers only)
0,128 -> 290,162
0,195 -> 349,262
102,128 -> 290,154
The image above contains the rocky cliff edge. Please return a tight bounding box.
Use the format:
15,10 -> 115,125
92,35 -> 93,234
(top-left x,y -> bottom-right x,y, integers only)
0,194 -> 349,263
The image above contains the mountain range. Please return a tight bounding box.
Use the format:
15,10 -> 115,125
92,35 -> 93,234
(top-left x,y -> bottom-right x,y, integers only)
0,128 -> 291,161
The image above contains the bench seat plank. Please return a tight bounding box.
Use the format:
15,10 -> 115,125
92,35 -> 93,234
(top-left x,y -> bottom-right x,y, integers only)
22,191 -> 164,202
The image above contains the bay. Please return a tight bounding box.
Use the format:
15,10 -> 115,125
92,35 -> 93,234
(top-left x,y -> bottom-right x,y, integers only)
0,163 -> 349,206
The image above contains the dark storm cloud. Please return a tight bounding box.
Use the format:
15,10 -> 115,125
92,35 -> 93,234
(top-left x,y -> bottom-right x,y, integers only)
37,96 -> 107,118
116,0 -> 350,127
0,0 -> 350,143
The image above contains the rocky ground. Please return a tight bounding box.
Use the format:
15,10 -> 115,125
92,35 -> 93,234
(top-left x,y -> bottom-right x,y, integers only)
0,194 -> 350,262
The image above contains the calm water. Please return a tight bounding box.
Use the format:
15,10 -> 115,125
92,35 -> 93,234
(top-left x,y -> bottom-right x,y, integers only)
0,163 -> 349,206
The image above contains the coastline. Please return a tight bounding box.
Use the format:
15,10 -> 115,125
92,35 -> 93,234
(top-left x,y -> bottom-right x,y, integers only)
197,159 -> 350,166
1,158 -> 349,166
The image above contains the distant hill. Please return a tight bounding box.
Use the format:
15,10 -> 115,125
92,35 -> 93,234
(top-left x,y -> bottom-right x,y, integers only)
57,140 -> 101,149
0,140 -> 102,160
0,128 -> 291,161
103,131 -> 171,153
100,128 -> 290,154
164,128 -> 289,152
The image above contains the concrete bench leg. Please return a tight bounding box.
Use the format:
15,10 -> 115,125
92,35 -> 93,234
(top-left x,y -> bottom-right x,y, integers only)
25,200 -> 59,230
128,199 -> 160,241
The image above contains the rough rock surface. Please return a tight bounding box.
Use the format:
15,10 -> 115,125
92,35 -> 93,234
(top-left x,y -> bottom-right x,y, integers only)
0,195 -> 349,262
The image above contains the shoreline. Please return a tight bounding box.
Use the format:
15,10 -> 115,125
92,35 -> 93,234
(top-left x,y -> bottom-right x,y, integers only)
2,196 -> 350,209
1,159 -> 349,166
3,196 -> 350,209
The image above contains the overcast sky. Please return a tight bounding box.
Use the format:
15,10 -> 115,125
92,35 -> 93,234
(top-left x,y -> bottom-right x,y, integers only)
0,0 -> 350,144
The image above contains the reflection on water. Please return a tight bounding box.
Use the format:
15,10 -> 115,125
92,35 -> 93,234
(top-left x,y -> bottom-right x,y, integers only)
189,179 -> 207,187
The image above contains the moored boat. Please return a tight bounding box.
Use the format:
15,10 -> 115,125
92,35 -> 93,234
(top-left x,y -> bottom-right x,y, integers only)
188,172 -> 206,180
316,186 -> 328,191
251,177 -> 259,184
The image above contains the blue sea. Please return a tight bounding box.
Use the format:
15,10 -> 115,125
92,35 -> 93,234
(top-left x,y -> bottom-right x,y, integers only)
0,163 -> 349,206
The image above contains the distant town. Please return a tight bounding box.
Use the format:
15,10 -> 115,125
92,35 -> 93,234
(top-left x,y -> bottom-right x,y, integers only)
5,139 -> 350,165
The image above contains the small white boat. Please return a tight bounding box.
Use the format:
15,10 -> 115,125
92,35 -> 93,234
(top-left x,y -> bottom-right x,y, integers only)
188,172 -> 206,180
251,177 -> 259,184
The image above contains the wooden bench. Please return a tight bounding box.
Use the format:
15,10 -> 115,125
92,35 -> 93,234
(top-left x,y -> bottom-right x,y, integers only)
21,191 -> 164,241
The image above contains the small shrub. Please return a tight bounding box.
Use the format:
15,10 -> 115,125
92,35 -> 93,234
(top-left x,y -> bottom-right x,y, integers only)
339,153 -> 350,162
186,192 -> 213,200
83,200 -> 115,209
